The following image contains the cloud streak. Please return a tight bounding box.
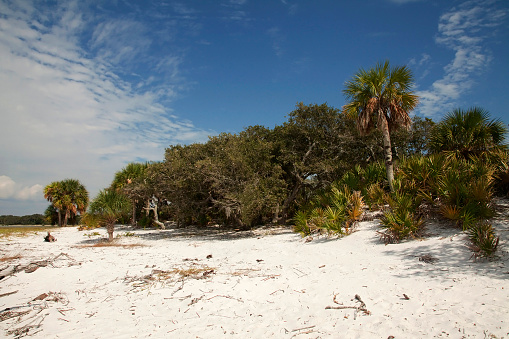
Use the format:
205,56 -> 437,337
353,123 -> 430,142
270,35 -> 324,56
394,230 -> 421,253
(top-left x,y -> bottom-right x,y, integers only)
0,176 -> 42,201
416,0 -> 507,117
0,0 -> 213,213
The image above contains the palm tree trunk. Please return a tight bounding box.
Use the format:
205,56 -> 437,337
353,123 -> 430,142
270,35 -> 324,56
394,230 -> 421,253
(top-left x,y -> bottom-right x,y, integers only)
63,210 -> 70,227
380,115 -> 395,192
58,211 -> 62,227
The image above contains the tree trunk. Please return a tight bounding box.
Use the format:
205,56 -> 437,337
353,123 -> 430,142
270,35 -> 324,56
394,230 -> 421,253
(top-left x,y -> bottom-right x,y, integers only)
281,181 -> 303,222
63,210 -> 69,227
58,211 -> 62,227
131,199 -> 137,226
380,115 -> 395,192
107,223 -> 114,242
144,199 -> 165,229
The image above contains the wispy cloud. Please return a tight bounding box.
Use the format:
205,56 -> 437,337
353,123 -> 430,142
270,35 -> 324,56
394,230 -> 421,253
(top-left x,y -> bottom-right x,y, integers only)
416,0 -> 507,117
0,0 -> 213,211
267,27 -> 285,57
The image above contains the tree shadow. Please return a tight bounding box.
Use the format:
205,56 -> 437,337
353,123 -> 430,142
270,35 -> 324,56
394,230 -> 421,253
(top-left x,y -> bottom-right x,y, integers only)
379,219 -> 509,281
125,224 -> 294,242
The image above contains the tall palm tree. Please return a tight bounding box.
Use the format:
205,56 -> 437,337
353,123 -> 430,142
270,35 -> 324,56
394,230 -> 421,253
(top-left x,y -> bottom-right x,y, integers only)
429,107 -> 507,160
89,189 -> 132,241
43,179 -> 89,226
343,61 -> 419,191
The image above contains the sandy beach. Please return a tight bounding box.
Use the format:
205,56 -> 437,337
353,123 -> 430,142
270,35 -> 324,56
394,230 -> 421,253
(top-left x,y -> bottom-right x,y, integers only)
1,214 -> 508,338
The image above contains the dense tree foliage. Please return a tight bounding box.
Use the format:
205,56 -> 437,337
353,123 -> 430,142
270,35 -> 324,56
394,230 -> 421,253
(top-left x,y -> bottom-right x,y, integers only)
0,214 -> 45,225
122,102 -> 433,228
43,179 -> 89,226
111,162 -> 150,226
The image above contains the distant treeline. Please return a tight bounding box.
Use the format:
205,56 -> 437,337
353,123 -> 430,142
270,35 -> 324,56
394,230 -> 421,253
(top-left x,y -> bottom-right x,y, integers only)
0,214 -> 45,225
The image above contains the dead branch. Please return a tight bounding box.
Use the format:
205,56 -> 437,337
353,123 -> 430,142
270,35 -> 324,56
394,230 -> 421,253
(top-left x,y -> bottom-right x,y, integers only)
326,294 -> 371,319
0,253 -> 79,281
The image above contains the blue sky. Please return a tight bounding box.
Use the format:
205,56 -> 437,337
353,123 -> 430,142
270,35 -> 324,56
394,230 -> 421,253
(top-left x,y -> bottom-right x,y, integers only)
1,0 -> 508,216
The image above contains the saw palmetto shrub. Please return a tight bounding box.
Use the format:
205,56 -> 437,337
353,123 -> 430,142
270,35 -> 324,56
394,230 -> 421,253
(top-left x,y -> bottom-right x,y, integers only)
466,221 -> 500,260
293,184 -> 364,237
378,192 -> 424,244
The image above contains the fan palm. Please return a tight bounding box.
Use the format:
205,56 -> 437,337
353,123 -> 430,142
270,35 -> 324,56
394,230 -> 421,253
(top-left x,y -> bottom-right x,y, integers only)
343,61 -> 419,191
429,107 -> 507,160
88,189 -> 132,241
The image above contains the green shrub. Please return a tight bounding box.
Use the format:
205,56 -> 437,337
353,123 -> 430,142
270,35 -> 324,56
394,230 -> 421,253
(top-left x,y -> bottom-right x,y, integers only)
466,222 -> 500,260
378,192 -> 424,244
292,185 -> 363,237
379,209 -> 424,244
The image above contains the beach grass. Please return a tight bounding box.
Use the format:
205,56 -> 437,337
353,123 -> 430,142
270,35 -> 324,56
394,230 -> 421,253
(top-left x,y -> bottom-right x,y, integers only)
0,226 -> 55,239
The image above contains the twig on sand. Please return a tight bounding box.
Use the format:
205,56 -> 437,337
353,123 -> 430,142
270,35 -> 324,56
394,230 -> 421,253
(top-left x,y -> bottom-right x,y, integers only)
326,294 -> 371,319
0,290 -> 18,298
291,325 -> 316,338
206,295 -> 244,303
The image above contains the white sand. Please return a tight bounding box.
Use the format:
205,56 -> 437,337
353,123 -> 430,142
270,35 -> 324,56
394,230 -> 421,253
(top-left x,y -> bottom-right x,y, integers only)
0,217 -> 508,338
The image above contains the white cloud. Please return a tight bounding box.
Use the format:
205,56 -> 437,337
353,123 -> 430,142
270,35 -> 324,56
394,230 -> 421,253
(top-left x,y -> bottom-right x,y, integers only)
0,176 -> 42,201
416,0 -> 507,117
0,0 -> 214,214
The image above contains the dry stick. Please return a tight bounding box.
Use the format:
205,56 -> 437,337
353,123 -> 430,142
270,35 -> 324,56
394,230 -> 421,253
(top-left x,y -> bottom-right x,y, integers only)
0,290 -> 18,298
292,325 -> 316,332
206,295 -> 244,303
326,294 -> 371,319
171,280 -> 185,296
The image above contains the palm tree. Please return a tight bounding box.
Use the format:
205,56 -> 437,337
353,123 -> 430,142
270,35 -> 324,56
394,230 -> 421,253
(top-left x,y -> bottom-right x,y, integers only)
44,181 -> 64,226
88,189 -> 132,241
343,61 -> 419,191
111,162 -> 148,226
44,179 -> 89,226
60,179 -> 89,226
429,107 -> 507,160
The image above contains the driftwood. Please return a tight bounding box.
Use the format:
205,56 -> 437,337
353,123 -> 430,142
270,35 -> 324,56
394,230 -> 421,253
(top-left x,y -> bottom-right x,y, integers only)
0,253 -> 78,281
326,294 -> 371,319
143,197 -> 165,229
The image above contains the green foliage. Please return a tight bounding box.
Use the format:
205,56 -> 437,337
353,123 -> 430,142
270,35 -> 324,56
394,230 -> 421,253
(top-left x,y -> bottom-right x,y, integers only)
435,157 -> 495,229
44,179 -> 89,227
292,184 -> 363,237
110,162 -> 151,226
466,222 -> 500,260
429,107 -> 507,160
379,209 -> 424,244
0,214 -> 45,226
87,189 -> 132,241
378,191 -> 424,243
